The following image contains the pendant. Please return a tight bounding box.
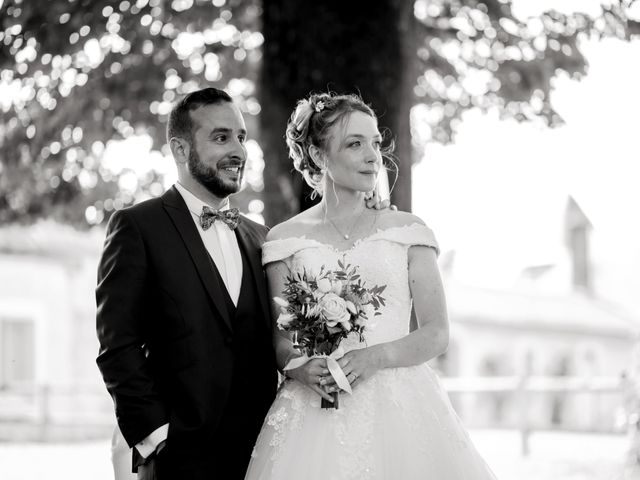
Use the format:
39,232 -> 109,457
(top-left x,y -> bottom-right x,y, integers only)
344,234 -> 349,240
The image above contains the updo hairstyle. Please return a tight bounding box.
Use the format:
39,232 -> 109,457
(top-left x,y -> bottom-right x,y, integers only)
285,93 -> 380,197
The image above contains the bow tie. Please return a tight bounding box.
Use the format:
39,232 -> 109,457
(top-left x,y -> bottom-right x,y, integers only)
199,206 -> 241,231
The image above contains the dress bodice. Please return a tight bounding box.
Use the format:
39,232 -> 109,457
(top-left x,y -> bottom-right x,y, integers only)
262,223 -> 439,348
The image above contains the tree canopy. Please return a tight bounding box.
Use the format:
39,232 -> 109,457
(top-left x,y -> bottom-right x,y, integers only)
0,0 -> 638,227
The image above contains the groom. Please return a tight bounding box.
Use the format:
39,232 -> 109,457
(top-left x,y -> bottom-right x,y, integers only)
96,88 -> 277,479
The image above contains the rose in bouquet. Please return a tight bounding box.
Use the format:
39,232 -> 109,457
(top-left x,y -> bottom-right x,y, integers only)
274,259 -> 386,409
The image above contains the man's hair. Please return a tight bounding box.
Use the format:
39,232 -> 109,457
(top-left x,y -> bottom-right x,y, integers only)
166,87 -> 233,145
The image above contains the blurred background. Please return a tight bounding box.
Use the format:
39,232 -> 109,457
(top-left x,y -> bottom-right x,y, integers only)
1,0 -> 640,478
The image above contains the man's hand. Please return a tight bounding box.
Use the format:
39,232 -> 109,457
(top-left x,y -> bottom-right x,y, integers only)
365,190 -> 397,211
137,441 -> 166,480
137,455 -> 157,480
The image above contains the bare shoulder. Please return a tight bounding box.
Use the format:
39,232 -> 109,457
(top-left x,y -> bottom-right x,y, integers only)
266,207 -> 321,242
375,209 -> 427,230
265,220 -> 300,242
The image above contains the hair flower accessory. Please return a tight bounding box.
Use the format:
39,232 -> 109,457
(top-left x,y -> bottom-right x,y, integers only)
314,101 -> 325,113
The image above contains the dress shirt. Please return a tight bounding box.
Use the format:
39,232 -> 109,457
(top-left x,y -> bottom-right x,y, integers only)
174,182 -> 243,305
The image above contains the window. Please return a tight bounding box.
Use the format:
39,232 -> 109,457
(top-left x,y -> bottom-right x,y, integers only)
0,317 -> 35,388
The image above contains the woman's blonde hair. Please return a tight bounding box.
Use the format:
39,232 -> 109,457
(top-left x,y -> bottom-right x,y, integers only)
285,92 -> 394,198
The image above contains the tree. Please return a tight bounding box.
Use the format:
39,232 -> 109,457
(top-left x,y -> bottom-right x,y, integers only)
260,0 -> 640,224
1,0 -> 638,226
260,0 -> 416,223
0,0 -> 262,226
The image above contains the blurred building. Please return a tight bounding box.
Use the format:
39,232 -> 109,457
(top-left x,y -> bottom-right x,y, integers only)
434,197 -> 638,433
0,221 -> 112,440
1,196 -> 637,440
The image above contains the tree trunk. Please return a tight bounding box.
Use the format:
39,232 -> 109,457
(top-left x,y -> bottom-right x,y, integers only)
260,0 -> 416,226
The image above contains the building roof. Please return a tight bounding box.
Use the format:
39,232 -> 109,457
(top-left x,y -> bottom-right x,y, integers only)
0,221 -> 103,260
446,279 -> 639,338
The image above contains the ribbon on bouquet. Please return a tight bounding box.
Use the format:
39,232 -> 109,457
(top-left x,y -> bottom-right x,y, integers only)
283,346 -> 352,395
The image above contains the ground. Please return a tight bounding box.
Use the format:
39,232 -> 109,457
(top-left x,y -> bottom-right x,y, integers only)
0,430 -> 632,480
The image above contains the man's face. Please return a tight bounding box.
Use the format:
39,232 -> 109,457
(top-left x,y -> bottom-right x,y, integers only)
186,102 -> 247,198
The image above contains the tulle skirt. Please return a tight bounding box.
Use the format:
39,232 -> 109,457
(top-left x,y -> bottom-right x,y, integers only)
245,363 -> 497,480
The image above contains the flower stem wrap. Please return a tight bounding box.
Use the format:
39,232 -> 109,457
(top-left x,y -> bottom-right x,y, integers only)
283,346 -> 353,395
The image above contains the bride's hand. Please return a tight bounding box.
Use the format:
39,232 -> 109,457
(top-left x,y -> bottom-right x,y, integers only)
328,346 -> 385,391
286,358 -> 335,403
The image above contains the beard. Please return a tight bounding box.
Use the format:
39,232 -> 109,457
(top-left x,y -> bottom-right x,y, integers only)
187,148 -> 241,198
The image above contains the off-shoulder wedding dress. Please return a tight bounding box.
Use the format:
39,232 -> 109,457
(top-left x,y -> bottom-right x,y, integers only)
245,224 -> 497,480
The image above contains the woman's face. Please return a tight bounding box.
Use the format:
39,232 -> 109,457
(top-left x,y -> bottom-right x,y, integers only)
324,111 -> 382,193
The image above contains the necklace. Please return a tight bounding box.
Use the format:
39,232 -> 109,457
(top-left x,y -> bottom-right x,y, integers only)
324,206 -> 366,240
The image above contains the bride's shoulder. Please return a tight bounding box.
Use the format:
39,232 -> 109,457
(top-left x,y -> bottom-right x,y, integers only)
265,221 -> 298,243
372,210 -> 439,254
263,209 -> 322,266
266,207 -> 320,243
375,209 -> 427,230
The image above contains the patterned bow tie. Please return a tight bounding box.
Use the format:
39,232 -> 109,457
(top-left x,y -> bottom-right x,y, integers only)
199,206 -> 241,231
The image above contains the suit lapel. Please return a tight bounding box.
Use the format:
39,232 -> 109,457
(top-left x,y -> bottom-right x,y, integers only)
162,187 -> 233,333
235,221 -> 272,331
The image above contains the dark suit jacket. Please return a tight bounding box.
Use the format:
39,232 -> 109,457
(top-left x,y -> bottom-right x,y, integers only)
96,186 -> 277,478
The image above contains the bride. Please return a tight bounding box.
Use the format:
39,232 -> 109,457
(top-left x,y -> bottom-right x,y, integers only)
245,92 -> 497,479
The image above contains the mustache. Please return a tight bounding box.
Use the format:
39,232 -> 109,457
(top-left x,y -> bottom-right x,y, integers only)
217,158 -> 246,168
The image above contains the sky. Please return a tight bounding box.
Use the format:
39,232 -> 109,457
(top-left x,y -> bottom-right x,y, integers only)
412,36 -> 640,305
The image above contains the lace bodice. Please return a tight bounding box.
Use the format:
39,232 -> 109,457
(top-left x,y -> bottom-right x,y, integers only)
262,223 -> 439,348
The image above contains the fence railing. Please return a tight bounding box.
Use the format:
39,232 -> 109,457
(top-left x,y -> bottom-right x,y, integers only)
0,382 -> 114,425
0,375 -> 628,450
441,374 -> 626,455
442,374 -> 622,393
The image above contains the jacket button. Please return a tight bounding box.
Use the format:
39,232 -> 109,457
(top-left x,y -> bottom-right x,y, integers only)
224,336 -> 233,345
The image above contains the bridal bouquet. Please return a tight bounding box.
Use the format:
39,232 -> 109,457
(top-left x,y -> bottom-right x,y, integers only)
274,259 -> 386,409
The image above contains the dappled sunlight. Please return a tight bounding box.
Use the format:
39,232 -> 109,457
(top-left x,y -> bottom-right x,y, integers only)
0,0 -> 264,224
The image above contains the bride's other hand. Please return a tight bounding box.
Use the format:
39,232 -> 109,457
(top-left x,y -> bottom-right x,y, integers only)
287,358 -> 335,403
328,346 -> 385,391
267,259 -> 335,404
